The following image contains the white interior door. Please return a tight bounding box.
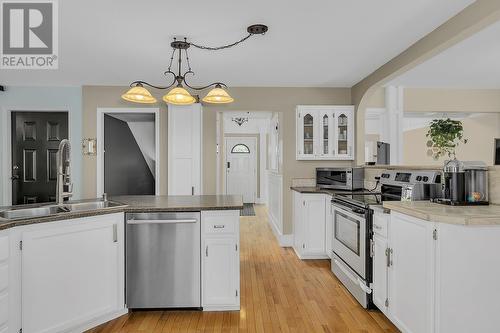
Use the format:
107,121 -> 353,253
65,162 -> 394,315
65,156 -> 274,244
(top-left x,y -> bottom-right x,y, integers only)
168,104 -> 202,195
225,137 -> 257,203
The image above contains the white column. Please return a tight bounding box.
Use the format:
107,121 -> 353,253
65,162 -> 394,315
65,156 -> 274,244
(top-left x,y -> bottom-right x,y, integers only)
385,86 -> 404,165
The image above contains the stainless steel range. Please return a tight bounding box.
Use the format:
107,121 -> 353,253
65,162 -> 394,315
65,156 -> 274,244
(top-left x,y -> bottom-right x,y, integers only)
330,191 -> 381,309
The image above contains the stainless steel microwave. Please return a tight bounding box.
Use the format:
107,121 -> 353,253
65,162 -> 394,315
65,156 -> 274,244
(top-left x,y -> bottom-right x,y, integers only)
316,167 -> 364,190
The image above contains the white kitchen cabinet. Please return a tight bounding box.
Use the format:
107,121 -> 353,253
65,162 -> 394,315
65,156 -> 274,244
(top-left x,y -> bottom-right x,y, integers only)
296,105 -> 354,160
0,233 -> 9,333
388,212 -> 435,333
292,192 -> 328,259
371,210 -> 389,315
168,103 -> 202,195
372,233 -> 388,315
376,211 -> 500,333
21,213 -> 125,333
325,197 -> 333,259
434,222 -> 500,333
201,210 -> 240,311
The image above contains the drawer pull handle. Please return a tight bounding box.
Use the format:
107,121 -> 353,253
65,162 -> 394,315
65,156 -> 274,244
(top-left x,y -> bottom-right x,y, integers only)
374,225 -> 382,230
213,225 -> 225,229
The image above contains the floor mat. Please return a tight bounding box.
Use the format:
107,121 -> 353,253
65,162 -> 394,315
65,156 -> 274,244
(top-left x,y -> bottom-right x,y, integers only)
241,203 -> 256,216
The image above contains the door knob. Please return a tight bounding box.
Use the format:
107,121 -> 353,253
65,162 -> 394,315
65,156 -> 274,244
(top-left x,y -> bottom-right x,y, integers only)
11,165 -> 20,180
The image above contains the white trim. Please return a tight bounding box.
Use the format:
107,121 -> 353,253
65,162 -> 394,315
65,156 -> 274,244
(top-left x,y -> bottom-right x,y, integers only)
96,107 -> 160,197
68,309 -> 128,333
1,108 -> 71,206
268,214 -> 293,247
224,136 -> 258,203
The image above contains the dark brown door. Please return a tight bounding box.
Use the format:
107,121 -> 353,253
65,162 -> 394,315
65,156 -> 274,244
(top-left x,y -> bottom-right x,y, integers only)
11,112 -> 68,205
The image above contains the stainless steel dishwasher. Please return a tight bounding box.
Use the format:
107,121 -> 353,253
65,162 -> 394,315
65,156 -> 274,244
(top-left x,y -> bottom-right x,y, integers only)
126,212 -> 201,309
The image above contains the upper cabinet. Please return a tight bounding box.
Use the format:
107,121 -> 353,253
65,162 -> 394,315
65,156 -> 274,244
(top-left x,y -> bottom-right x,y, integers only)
296,105 -> 355,160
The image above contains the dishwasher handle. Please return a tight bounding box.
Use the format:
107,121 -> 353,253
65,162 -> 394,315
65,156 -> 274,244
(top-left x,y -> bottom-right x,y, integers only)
127,218 -> 197,225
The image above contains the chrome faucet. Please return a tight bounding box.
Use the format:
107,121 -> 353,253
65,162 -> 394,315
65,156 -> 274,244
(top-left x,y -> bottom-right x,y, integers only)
56,139 -> 73,204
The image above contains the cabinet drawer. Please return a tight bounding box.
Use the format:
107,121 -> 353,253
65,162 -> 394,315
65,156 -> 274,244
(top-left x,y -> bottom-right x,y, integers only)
204,214 -> 237,234
373,212 -> 388,238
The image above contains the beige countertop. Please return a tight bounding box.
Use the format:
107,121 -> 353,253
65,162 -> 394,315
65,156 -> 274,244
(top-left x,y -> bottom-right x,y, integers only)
383,201 -> 500,226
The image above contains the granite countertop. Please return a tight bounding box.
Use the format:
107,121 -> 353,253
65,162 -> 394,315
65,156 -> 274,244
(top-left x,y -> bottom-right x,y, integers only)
290,186 -> 344,196
113,195 -> 244,212
383,201 -> 500,226
0,195 -> 244,231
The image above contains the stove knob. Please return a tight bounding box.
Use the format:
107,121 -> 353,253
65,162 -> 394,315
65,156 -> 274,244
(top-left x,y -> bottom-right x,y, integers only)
416,176 -> 422,181
422,176 -> 429,182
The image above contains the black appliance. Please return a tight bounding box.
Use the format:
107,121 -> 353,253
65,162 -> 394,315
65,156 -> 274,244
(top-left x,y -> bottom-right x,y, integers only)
376,142 -> 390,165
316,167 -> 364,190
434,160 -> 489,206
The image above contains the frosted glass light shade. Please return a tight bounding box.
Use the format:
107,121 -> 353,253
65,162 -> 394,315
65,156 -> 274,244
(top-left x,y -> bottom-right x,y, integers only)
202,86 -> 234,104
163,87 -> 196,105
121,86 -> 157,104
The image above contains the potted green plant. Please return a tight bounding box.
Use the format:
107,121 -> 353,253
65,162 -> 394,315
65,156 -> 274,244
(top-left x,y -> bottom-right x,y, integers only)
426,118 -> 468,160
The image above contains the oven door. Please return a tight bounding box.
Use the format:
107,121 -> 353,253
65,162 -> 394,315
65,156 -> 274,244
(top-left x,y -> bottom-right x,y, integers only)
316,169 -> 352,190
332,203 -> 366,279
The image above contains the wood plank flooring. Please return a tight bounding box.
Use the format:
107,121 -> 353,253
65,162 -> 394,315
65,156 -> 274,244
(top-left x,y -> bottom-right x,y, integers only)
87,205 -> 398,332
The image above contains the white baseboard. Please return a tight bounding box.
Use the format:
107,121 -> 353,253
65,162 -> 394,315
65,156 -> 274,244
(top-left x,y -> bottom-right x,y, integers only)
70,308 -> 128,332
292,246 -> 330,260
203,305 -> 240,311
268,211 -> 293,247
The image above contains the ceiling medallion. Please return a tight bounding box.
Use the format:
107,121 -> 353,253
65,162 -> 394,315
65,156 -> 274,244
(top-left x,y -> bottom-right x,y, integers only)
121,24 -> 268,106
232,117 -> 249,126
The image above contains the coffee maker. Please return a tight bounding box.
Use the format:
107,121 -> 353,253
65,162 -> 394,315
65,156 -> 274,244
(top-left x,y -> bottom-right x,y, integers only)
463,161 -> 489,204
442,159 -> 466,204
435,160 -> 489,205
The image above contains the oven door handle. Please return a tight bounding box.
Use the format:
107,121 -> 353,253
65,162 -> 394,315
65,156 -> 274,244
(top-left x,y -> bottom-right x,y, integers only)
333,258 -> 372,294
331,202 -> 365,219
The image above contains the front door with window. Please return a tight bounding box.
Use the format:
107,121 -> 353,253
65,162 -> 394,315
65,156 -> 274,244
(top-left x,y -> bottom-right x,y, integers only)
11,112 -> 69,205
225,137 -> 257,203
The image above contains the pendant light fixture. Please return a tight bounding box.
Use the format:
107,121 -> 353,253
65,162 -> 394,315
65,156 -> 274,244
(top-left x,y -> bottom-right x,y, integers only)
121,24 -> 268,106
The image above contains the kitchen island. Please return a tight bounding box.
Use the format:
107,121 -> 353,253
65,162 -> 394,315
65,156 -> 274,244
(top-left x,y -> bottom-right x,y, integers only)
0,195 -> 243,333
375,200 -> 500,333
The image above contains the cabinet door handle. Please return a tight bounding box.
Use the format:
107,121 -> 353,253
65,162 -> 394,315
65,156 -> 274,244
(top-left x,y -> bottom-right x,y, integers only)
192,186 -> 195,195
112,224 -> 118,243
386,248 -> 393,267
213,224 -> 225,229
205,245 -> 208,257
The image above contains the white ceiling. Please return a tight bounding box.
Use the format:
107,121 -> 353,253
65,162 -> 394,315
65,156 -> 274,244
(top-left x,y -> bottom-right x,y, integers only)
1,0 -> 473,87
389,20 -> 500,88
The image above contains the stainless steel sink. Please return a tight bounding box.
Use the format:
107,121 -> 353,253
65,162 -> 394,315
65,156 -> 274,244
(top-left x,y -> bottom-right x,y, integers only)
0,205 -> 68,220
0,200 -> 126,221
62,200 -> 123,212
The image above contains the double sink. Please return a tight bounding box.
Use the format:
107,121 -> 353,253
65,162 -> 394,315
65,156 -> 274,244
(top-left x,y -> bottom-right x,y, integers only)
0,200 -> 126,221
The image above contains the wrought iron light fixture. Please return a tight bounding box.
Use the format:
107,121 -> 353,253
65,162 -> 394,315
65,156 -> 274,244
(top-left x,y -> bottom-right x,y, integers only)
121,24 -> 268,106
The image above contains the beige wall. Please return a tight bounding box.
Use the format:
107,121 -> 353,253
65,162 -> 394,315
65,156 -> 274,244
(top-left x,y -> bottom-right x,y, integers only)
352,1 -> 500,164
82,86 -> 168,198
203,87 -> 352,234
404,88 -> 500,113
403,113 -> 500,166
82,86 -> 351,234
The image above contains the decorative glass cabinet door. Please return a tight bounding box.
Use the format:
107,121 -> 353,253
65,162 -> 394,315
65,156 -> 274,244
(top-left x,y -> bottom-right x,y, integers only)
302,113 -> 315,157
337,113 -> 351,155
322,114 -> 329,155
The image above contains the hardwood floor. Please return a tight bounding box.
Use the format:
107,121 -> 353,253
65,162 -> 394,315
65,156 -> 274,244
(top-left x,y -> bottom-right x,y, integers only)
88,205 -> 398,333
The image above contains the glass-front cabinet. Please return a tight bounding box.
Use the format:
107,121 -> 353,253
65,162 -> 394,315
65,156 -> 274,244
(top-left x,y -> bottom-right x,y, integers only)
296,105 -> 354,160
